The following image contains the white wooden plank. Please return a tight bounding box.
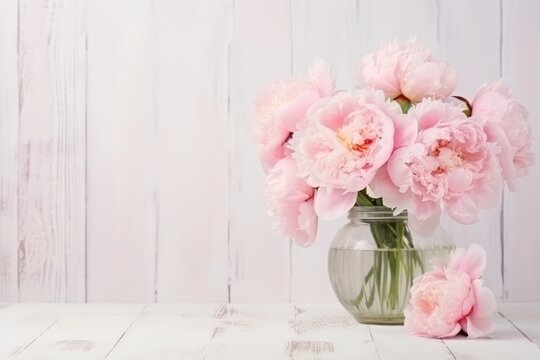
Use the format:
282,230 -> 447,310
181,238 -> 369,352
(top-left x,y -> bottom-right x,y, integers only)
106,304 -> 226,359
438,0 -> 502,98
228,0 -> 293,301
501,0 -> 540,302
13,304 -> 145,360
0,304 -> 61,358
17,0 -> 86,301
86,0 -> 156,301
369,322 -> 455,360
438,0 -> 504,299
0,0 -> 19,302
289,304 -> 378,359
153,0 -> 229,302
289,0 -> 359,303
204,304 -> 295,360
0,304 -> 146,359
2,304 -> 540,358
442,312 -> 540,359
291,0 -> 363,90
499,303 -> 540,349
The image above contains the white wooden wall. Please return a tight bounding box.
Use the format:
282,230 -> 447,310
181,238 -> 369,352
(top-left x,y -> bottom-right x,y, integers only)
0,0 -> 539,303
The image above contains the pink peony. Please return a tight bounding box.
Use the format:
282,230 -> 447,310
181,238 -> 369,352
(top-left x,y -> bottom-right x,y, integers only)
253,59 -> 334,172
404,243 -> 497,338
472,81 -> 534,190
371,99 -> 502,233
292,89 -> 415,220
264,157 -> 318,246
357,39 -> 458,102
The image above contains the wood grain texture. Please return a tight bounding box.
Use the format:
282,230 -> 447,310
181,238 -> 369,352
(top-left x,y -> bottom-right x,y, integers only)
359,0 -> 439,51
442,312 -> 540,359
370,323 -> 455,360
289,304 -> 378,359
501,0 -> 540,301
11,304 -> 144,360
0,304 -> 62,358
0,0 -> 19,301
86,0 -> 156,302
204,304 -> 295,359
153,0 -> 229,302
107,304 -> 227,359
1,0 -> 540,303
17,0 -> 86,301
499,303 -> 540,349
438,0 -> 504,299
3,304 -> 540,359
228,0 -> 293,301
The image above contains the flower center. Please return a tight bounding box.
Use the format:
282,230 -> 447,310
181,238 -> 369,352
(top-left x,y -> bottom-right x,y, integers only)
337,129 -> 374,153
429,139 -> 464,175
419,286 -> 442,315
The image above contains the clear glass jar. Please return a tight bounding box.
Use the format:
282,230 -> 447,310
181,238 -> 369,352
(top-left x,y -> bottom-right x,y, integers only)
328,206 -> 453,325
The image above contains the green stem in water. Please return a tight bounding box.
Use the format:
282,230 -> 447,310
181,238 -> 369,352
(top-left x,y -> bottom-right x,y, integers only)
354,189 -> 426,315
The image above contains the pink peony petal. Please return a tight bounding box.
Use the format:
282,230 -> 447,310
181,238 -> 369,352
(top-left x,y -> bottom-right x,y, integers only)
258,145 -> 286,173
392,113 -> 418,148
448,243 -> 486,279
444,193 -> 480,225
264,158 -> 318,246
470,279 -> 498,317
484,122 -> 517,191
387,144 -> 424,192
370,165 -> 412,214
447,168 -> 473,193
461,280 -> 496,338
308,58 -> 334,97
276,91 -> 321,133
408,210 -> 441,236
314,187 -> 357,221
472,81 -> 534,188
295,200 -> 318,247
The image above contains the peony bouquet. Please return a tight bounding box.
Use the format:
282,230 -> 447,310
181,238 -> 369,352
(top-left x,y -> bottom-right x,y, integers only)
254,39 -> 533,244
253,39 -> 533,336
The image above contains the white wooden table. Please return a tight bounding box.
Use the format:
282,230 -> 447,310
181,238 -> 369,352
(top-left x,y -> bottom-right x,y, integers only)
0,303 -> 538,359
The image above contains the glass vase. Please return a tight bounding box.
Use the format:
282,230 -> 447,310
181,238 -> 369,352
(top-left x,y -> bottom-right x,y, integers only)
328,206 -> 453,325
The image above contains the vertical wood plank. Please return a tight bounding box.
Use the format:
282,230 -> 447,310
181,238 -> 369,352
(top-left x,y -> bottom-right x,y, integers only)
17,0 -> 86,301
289,0 -> 359,302
153,0 -> 229,302
0,0 -> 20,301
86,0 -> 156,301
229,0 -> 293,301
360,0 -> 439,52
438,0 -> 504,299
501,0 -> 540,301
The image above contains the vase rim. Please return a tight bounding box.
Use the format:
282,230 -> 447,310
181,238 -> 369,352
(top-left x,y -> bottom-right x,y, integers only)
349,206 -> 408,220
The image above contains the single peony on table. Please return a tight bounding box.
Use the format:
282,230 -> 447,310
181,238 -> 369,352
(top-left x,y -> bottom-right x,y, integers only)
253,39 -> 533,338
